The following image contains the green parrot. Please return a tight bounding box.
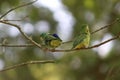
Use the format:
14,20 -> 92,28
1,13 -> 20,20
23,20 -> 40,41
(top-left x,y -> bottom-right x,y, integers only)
72,24 -> 90,49
40,33 -> 62,49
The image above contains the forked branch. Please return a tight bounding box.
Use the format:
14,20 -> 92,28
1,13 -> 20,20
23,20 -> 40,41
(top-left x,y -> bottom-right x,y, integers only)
0,20 -> 42,49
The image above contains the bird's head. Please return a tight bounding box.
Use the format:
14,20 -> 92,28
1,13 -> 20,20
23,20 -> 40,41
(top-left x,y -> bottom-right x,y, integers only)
52,34 -> 59,38
80,24 -> 89,34
52,33 -> 62,41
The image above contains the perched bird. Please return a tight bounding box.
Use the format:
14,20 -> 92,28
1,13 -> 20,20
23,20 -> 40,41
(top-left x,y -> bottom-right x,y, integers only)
72,24 -> 90,49
40,33 -> 62,49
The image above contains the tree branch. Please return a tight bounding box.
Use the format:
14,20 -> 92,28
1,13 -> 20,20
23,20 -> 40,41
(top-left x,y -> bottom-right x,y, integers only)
0,44 -> 34,47
0,20 -> 42,49
0,60 -> 55,72
0,0 -> 37,19
91,18 -> 120,34
2,16 -> 29,22
51,32 -> 120,52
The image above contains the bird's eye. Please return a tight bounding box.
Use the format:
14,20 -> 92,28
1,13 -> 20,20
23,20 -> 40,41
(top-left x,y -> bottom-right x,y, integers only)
86,27 -> 89,32
87,29 -> 88,32
85,29 -> 88,33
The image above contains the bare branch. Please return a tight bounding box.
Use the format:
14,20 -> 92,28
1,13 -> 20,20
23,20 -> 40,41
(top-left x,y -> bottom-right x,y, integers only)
0,60 -> 55,72
91,18 -> 120,34
105,65 -> 115,80
0,0 -> 37,19
0,20 -> 42,49
0,44 -> 34,47
2,16 -> 29,22
62,41 -> 72,44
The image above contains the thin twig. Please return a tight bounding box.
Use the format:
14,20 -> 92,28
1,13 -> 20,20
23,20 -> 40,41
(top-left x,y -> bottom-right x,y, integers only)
3,19 -> 25,22
0,20 -> 42,49
0,44 -> 34,47
0,60 -> 55,72
0,0 -> 37,19
62,41 -> 72,44
91,18 -> 120,34
105,64 -> 120,80
2,16 -> 29,22
105,66 -> 115,80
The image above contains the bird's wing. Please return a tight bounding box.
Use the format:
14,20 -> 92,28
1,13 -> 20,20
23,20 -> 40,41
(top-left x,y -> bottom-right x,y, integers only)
73,34 -> 86,48
45,34 -> 61,45
46,34 -> 62,41
46,35 -> 58,40
45,34 -> 62,48
52,34 -> 62,41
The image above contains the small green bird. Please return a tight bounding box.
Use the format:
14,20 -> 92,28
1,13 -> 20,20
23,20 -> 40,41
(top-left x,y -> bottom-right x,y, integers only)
40,33 -> 62,49
72,24 -> 90,49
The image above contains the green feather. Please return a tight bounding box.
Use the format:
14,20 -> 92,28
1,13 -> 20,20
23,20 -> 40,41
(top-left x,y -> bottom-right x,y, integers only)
40,33 -> 62,49
72,24 -> 90,49
72,34 -> 86,48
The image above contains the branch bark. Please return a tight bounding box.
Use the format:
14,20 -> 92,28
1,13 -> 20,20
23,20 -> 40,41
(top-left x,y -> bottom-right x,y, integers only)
91,18 -> 120,34
0,60 -> 55,72
0,20 -> 42,49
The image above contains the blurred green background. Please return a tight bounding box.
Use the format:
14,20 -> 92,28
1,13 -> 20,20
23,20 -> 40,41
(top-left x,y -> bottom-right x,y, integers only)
0,0 -> 120,80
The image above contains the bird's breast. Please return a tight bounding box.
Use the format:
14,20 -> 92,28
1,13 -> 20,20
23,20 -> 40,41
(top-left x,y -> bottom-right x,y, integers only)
50,40 -> 61,47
